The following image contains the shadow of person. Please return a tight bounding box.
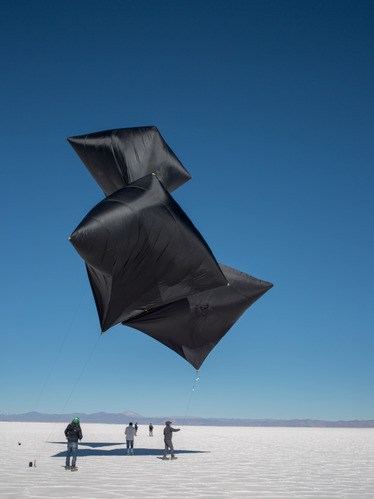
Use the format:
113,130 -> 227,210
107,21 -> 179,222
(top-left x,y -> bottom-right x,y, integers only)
50,442 -> 208,458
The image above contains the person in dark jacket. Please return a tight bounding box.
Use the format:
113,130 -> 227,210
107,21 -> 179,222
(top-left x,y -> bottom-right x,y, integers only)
162,421 -> 180,460
64,417 -> 83,470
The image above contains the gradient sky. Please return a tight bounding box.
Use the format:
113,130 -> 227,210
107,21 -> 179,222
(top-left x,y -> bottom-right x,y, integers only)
1,0 -> 373,421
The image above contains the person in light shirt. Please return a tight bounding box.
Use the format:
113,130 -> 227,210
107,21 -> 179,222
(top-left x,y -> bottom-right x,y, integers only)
124,422 -> 137,455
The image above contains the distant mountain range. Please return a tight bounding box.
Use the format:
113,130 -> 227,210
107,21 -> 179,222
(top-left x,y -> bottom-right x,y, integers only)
0,411 -> 373,427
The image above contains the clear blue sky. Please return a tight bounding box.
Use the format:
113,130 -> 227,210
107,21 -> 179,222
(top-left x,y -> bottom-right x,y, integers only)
1,0 -> 373,421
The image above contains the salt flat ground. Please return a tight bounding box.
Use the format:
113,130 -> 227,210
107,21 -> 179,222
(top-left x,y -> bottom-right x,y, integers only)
0,422 -> 372,498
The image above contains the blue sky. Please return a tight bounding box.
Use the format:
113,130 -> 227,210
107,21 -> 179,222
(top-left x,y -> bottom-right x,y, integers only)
1,0 -> 373,421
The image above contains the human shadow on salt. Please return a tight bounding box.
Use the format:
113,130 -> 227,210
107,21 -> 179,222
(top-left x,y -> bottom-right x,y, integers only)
50,442 -> 208,457
49,441 -> 123,449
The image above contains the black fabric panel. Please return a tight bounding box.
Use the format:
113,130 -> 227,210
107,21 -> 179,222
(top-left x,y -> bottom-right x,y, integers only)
124,264 -> 273,369
67,126 -> 191,195
70,175 -> 227,331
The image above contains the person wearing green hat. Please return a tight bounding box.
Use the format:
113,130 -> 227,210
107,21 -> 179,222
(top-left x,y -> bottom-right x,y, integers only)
64,417 -> 83,470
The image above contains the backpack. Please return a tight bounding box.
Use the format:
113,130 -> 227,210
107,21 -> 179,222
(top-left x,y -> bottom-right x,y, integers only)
66,423 -> 81,440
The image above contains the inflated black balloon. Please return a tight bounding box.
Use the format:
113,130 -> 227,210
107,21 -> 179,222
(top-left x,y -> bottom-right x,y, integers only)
67,126 -> 191,196
70,174 -> 227,331
124,264 -> 273,369
69,125 -> 273,369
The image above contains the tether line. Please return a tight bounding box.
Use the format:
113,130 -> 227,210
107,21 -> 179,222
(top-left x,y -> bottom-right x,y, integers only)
183,369 -> 200,425
33,332 -> 102,466
58,332 -> 102,416
33,286 -> 88,411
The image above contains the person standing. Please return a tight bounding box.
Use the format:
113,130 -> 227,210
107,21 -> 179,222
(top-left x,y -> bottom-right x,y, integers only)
125,422 -> 137,455
149,423 -> 154,436
64,417 -> 83,471
162,421 -> 180,460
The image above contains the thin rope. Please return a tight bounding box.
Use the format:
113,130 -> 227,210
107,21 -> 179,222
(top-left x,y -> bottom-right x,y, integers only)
33,287 -> 88,410
32,332 -> 102,466
183,369 -> 200,425
18,286 -> 88,466
58,332 -> 102,416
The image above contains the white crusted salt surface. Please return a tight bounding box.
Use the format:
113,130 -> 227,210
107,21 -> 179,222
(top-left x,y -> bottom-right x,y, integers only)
0,422 -> 373,498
